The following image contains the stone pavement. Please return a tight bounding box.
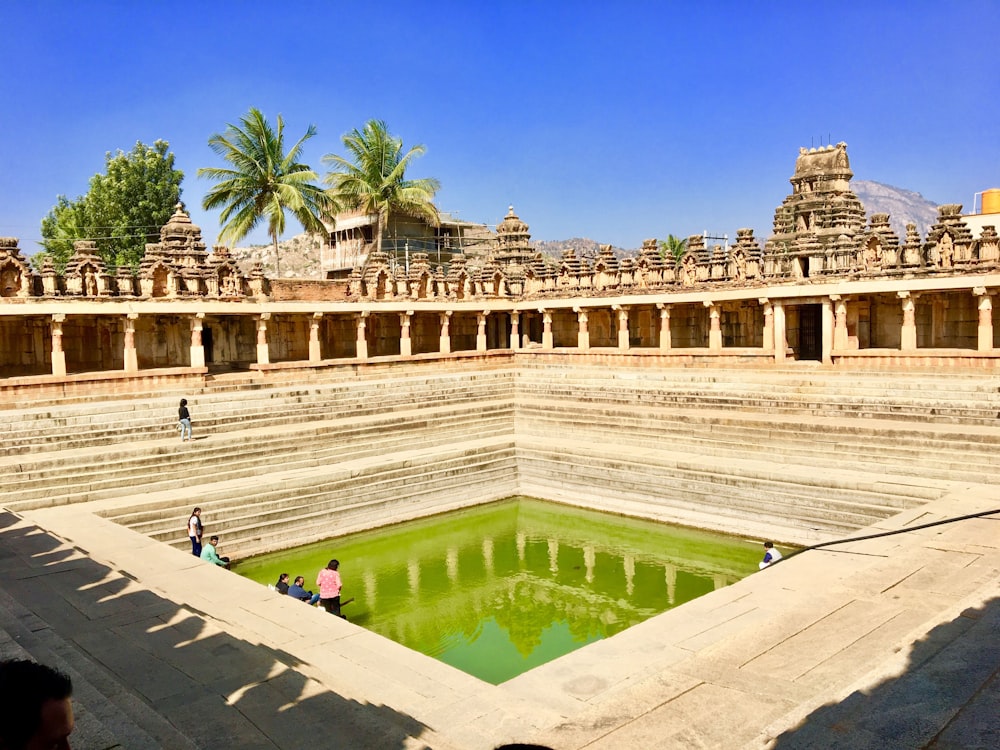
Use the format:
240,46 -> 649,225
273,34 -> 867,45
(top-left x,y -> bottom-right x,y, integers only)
1,479 -> 996,749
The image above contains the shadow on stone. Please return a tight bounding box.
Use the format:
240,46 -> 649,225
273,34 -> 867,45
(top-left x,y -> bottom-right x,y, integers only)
0,511 -> 433,749
770,595 -> 1000,749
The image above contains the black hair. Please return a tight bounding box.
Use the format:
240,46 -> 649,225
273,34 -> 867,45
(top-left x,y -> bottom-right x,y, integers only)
0,660 -> 72,749
278,573 -> 289,581
327,559 -> 339,570
180,398 -> 187,406
210,535 -> 219,543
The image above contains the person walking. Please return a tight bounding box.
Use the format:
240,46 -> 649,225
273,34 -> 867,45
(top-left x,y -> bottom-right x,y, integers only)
187,507 -> 203,557
178,398 -> 192,442
317,559 -> 343,617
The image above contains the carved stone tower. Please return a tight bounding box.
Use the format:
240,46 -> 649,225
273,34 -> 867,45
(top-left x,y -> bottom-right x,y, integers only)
764,142 -> 867,279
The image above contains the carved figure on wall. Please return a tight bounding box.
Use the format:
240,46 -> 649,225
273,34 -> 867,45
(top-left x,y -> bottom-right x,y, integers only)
682,255 -> 697,288
939,233 -> 954,268
862,237 -> 880,272
84,268 -> 98,296
0,265 -> 20,297
733,249 -> 747,282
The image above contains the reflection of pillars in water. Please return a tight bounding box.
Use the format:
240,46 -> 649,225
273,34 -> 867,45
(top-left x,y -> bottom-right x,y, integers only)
483,537 -> 494,577
408,559 -> 420,595
363,568 -> 377,609
516,532 -> 526,565
713,573 -> 727,590
584,545 -> 595,583
547,539 -> 559,573
446,546 -> 459,582
664,563 -> 677,605
624,554 -> 635,597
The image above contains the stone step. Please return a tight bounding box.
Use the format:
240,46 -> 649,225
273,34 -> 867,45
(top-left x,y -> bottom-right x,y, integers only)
514,382 -> 1000,424
514,402 -> 1000,483
514,438 -> 942,536
2,402 -> 514,507
1,376 -> 514,454
101,439 -> 519,559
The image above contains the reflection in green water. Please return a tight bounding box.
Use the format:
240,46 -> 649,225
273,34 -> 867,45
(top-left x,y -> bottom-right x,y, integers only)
236,497 -> 764,684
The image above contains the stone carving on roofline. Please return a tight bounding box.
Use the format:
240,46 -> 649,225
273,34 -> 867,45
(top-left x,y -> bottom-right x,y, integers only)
64,241 -> 111,297
0,237 -> 34,298
0,146 -> 996,305
138,203 -> 257,299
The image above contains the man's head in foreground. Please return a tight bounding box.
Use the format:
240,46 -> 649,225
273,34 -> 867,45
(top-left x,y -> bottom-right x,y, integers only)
0,659 -> 74,750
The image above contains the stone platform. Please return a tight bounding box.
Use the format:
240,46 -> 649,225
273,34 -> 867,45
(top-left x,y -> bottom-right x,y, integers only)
1,363 -> 999,748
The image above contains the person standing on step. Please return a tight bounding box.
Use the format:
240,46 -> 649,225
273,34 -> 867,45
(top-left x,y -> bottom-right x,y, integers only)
187,507 -> 203,557
759,541 -> 783,569
317,559 -> 344,617
178,398 -> 192,442
0,659 -> 75,750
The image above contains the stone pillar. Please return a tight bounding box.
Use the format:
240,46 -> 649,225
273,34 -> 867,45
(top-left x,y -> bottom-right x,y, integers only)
190,313 -> 206,368
476,311 -> 489,352
575,307 -> 590,350
541,309 -> 553,349
821,298 -> 834,364
773,301 -> 786,362
899,291 -> 917,351
657,303 -> 671,351
123,313 -> 139,373
831,295 -> 849,350
309,313 -> 323,362
615,306 -> 630,350
510,312 -> 520,351
256,313 -> 270,365
439,311 -> 451,354
760,298 -> 774,353
355,312 -> 368,359
51,314 -> 66,377
400,311 -> 413,357
975,288 -> 993,352
705,301 -> 721,351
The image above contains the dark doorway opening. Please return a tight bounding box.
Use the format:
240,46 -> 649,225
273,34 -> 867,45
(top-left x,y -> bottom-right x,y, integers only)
203,327 -> 214,364
797,304 -> 822,361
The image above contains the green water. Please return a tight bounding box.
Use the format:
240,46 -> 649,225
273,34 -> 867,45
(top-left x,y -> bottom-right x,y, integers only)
236,497 -> 764,684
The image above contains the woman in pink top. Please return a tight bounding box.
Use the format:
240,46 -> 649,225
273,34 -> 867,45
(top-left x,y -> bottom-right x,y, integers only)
317,559 -> 343,617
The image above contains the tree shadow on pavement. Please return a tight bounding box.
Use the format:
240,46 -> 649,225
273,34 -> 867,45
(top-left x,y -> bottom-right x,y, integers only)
0,511 -> 436,750
769,595 -> 1000,749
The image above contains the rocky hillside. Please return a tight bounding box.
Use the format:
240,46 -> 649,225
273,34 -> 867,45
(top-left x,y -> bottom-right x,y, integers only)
230,233 -> 326,278
852,180 -> 939,239
532,237 -> 632,261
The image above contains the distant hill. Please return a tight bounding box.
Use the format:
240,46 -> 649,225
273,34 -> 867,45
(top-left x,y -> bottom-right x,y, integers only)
852,180 -> 939,239
230,233 -> 326,278
532,237 -> 633,261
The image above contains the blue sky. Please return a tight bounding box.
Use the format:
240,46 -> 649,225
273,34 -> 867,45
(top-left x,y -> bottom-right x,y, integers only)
2,1 -> 998,252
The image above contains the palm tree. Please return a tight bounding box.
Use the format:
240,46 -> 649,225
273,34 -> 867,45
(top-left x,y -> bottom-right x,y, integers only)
198,108 -> 329,277
322,120 -> 440,260
660,234 -> 688,264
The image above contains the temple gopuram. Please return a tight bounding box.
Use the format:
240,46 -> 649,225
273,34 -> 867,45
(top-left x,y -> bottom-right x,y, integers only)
1,142 -> 999,382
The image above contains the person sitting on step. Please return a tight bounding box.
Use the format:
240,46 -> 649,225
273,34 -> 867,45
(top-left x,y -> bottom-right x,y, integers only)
287,575 -> 321,605
274,573 -> 289,595
201,535 -> 231,569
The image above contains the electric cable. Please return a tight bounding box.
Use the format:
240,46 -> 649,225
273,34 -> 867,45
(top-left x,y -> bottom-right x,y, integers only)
773,507 -> 1000,565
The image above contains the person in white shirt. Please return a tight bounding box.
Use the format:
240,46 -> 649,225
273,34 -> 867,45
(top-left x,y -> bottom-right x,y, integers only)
759,541 -> 783,569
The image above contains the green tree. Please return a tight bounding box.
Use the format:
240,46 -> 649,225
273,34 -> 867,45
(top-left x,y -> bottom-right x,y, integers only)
38,140 -> 183,271
322,119 -> 440,258
659,234 -> 688,264
198,108 -> 329,277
